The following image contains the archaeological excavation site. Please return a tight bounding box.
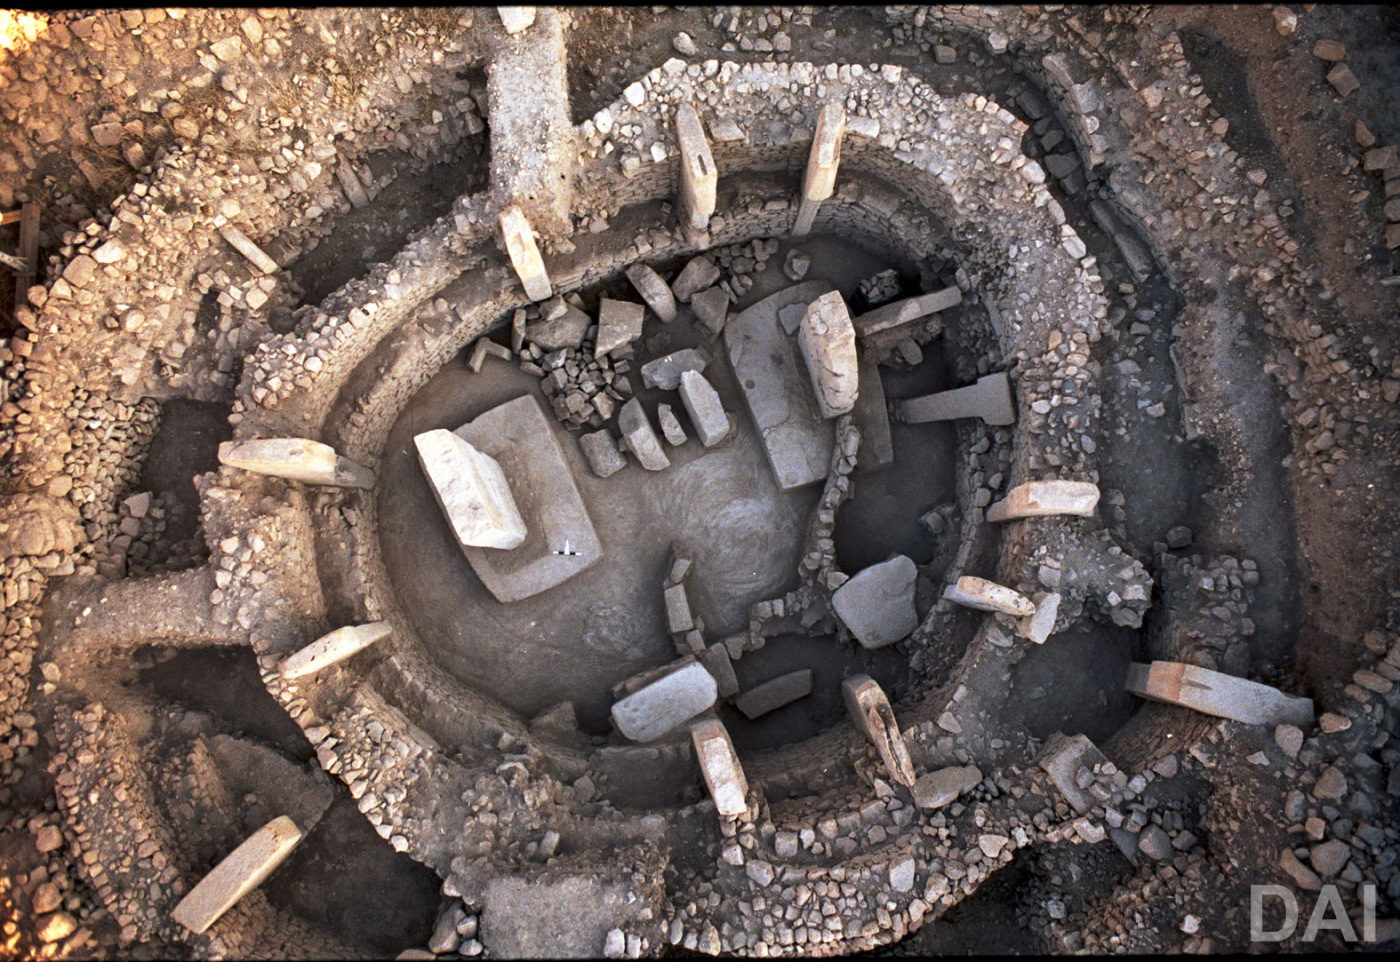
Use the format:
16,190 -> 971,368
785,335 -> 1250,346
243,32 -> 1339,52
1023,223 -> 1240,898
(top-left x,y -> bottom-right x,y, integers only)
2,4 -> 1400,958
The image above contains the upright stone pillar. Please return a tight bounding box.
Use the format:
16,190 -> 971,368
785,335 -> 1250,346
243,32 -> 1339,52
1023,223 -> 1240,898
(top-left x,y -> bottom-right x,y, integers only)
798,290 -> 859,418
793,103 -> 846,237
842,674 -> 915,787
499,205 -> 553,302
690,718 -> 749,817
676,104 -> 717,241
171,816 -> 304,934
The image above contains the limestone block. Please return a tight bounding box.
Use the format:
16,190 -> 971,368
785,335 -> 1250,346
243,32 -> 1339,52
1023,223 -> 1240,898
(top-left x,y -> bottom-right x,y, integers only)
802,102 -> 846,203
698,644 -> 739,698
218,224 -> 279,275
640,348 -> 709,390
618,398 -> 670,471
986,480 -> 1101,523
624,263 -> 678,323
1126,661 -> 1315,728
218,438 -> 375,489
496,6 -> 535,34
690,719 -> 748,817
679,370 -> 731,448
842,674 -> 915,787
171,816 -> 304,934
943,576 -> 1036,617
578,430 -> 626,478
671,256 -> 721,303
525,303 -> 590,351
499,205 -> 552,302
280,622 -> 392,680
675,104 -> 716,232
415,429 -> 528,550
798,291 -> 859,418
611,662 -> 717,742
912,765 -> 982,810
664,582 -> 694,635
595,298 -> 645,358
853,286 -> 961,337
897,372 -> 1015,426
657,403 -> 686,445
733,669 -> 814,720
691,286 -> 730,335
1017,592 -> 1061,644
1037,733 -> 1108,815
832,555 -> 919,648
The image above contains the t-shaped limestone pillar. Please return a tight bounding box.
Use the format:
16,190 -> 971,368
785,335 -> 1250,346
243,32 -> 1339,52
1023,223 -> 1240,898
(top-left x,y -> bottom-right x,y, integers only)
1126,661 -> 1315,728
414,428 -> 528,550
690,718 -> 749,817
171,815 -> 304,934
986,480 -> 1101,523
218,438 -> 375,489
793,103 -> 846,237
842,674 -> 915,787
280,622 -> 393,680
943,576 -> 1037,617
798,290 -> 859,418
676,104 -> 716,236
499,205 -> 552,302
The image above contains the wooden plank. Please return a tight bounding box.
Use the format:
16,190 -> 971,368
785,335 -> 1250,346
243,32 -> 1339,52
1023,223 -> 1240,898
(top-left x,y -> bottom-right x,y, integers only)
15,203 -> 38,313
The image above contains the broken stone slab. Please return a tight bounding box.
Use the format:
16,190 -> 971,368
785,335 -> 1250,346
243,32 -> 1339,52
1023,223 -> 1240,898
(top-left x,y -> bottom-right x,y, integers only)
611,661 -> 717,742
698,644 -> 739,697
986,480 -> 1101,523
454,394 -> 602,602
912,765 -> 982,810
691,286 -> 730,335
944,576 -> 1036,617
798,290 -> 860,418
733,669 -> 814,720
1126,661 -> 1316,728
831,555 -> 918,648
690,718 -> 748,817
896,372 -> 1015,426
676,103 -> 716,233
679,370 -> 731,448
664,582 -> 694,635
218,224 -> 279,275
850,351 -> 893,470
852,286 -> 961,337
594,297 -> 645,359
671,256 -> 721,303
640,347 -> 709,390
657,404 -> 687,445
618,398 -> 671,471
218,438 -> 375,489
280,622 -> 392,680
578,430 -> 627,478
842,674 -> 916,787
415,429 -> 529,550
525,303 -> 590,351
625,263 -> 678,323
1037,733 -> 1109,815
500,206 -> 552,302
1017,592 -> 1061,644
725,280 -> 837,489
171,816 -> 304,934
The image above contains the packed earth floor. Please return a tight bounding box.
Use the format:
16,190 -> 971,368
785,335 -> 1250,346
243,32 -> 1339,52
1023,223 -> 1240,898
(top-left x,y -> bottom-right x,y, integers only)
0,5 -> 1399,959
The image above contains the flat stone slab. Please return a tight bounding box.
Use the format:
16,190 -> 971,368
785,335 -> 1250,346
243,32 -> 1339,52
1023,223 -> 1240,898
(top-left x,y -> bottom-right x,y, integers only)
1037,733 -> 1109,815
1017,592 -> 1061,644
618,398 -> 670,471
578,430 -> 626,478
671,256 -> 721,303
733,668 -> 814,719
171,815 -> 304,934
219,438 -> 375,489
831,555 -> 919,648
525,303 -> 590,351
454,394 -> 602,603
281,622 -> 392,680
679,370 -> 731,447
698,643 -> 739,697
853,286 -> 961,337
611,661 -> 717,742
416,428 -> 529,550
640,347 -> 709,390
690,718 -> 748,817
595,297 -> 644,358
798,290 -> 859,418
496,6 -> 536,34
724,280 -> 837,490
986,480 -> 1101,522
664,582 -> 694,634
625,263 -> 677,323
850,351 -> 893,470
691,286 -> 730,335
897,372 -> 1015,426
943,575 -> 1036,617
912,764 -> 982,810
842,674 -> 915,787
1126,661 -> 1316,728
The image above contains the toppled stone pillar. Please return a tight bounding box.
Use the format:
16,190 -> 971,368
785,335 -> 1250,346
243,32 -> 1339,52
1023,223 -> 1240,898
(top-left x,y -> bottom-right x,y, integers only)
1037,733 -> 1109,815
943,575 -> 1036,617
171,815 -> 304,934
734,669 -> 814,719
690,719 -> 749,817
496,6 -> 535,33
218,224 -> 279,275
986,480 -> 1101,523
618,399 -> 671,471
499,205 -> 553,302
280,623 -> 393,681
624,263 -> 678,323
679,370 -> 731,447
853,286 -> 961,337
798,290 -> 859,418
842,674 -> 915,787
793,103 -> 845,237
414,429 -> 528,550
611,662 -> 717,742
1126,661 -> 1316,728
218,438 -> 375,489
831,555 -> 919,648
675,104 -> 716,236
594,297 -> 645,358
896,372 -> 1015,426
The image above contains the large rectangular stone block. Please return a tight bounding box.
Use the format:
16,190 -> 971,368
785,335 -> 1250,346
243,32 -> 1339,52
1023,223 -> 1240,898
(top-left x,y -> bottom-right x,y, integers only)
641,348 -> 709,390
499,205 -> 552,302
415,429 -> 529,550
625,263 -> 678,323
1037,733 -> 1108,815
802,102 -> 846,203
280,623 -> 392,680
733,669 -> 814,720
1126,661 -> 1315,728
618,398 -> 670,471
842,675 -> 915,787
986,480 -> 1100,523
679,370 -> 731,448
676,104 -> 716,232
831,555 -> 918,648
611,662 -> 717,742
218,438 -> 375,489
853,286 -> 962,337
943,576 -> 1036,617
897,372 -> 1015,426
850,351 -> 893,469
171,816 -> 304,934
690,718 -> 748,816
798,290 -> 859,419
595,297 -> 645,358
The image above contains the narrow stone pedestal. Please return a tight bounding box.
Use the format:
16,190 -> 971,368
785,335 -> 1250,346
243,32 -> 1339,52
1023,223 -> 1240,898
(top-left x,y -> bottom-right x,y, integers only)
690,719 -> 749,817
171,816 -> 304,934
499,205 -> 552,302
792,103 -> 845,237
1126,661 -> 1316,728
218,438 -> 375,489
897,372 -> 1015,426
842,674 -> 916,787
986,480 -> 1101,523
280,623 -> 392,680
415,429 -> 528,550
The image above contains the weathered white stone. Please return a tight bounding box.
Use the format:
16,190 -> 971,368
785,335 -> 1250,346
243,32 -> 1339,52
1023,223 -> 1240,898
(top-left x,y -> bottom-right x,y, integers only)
943,576 -> 1036,617
218,438 -> 375,488
499,205 -> 552,302
618,398 -> 670,471
218,224 -> 279,275
853,286 -> 961,337
690,286 -> 730,335
611,662 -> 716,742
831,555 -> 918,648
798,290 -> 859,418
912,765 -> 982,810
640,348 -> 709,390
171,816 -> 304,934
897,372 -> 1015,426
679,370 -> 731,447
578,430 -> 626,478
1126,661 -> 1315,728
676,104 -> 716,232
986,480 -> 1101,523
496,6 -> 536,34
793,102 -> 845,236
671,256 -> 721,303
415,429 -> 528,550
690,718 -> 748,816
842,674 -> 915,787
1017,592 -> 1061,644
733,669 -> 813,719
594,297 -> 645,358
625,263 -> 678,323
280,623 -> 392,680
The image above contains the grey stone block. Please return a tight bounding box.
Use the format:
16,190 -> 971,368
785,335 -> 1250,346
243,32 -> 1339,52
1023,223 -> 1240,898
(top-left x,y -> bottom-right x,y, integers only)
897,372 -> 1016,426
618,398 -> 670,471
831,555 -> 919,648
912,765 -> 982,810
691,286 -> 730,335
578,430 -> 626,478
625,263 -> 678,323
733,669 -> 814,719
640,348 -> 709,390
595,298 -> 644,358
611,662 -> 716,742
679,370 -> 731,448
